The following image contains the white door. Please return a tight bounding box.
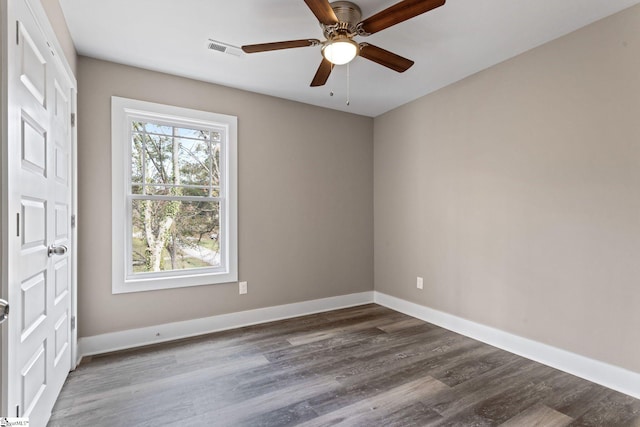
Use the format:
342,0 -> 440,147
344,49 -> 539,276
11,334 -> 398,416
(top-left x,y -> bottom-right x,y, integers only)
6,0 -> 74,424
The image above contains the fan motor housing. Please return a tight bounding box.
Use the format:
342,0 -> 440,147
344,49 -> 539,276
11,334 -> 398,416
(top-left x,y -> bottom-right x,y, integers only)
322,1 -> 362,39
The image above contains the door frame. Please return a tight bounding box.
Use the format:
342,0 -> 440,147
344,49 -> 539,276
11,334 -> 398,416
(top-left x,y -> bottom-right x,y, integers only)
2,0 -> 11,417
1,0 -> 78,416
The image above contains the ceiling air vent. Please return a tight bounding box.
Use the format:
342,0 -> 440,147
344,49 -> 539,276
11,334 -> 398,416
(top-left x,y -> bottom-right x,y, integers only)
208,42 -> 226,53
207,39 -> 243,57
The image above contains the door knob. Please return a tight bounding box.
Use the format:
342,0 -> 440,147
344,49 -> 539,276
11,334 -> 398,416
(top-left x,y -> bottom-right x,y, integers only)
48,244 -> 68,257
0,299 -> 8,324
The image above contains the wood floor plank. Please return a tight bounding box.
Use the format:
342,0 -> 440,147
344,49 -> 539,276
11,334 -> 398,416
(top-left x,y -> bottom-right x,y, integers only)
441,364 -> 567,425
331,336 -> 490,391
183,377 -> 343,426
427,343 -> 515,387
48,304 -> 640,426
500,403 -> 573,427
264,327 -> 390,364
376,316 -> 426,333
304,333 -> 484,416
235,400 -> 320,427
427,357 -> 537,418
568,389 -> 640,426
298,376 -> 449,427
286,312 -> 406,346
50,354 -> 270,415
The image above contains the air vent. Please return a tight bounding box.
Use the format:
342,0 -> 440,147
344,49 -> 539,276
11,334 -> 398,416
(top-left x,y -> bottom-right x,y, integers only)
208,42 -> 227,53
207,39 -> 243,57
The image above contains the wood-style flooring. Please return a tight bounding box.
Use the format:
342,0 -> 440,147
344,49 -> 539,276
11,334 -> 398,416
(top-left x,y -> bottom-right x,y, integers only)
48,304 -> 640,426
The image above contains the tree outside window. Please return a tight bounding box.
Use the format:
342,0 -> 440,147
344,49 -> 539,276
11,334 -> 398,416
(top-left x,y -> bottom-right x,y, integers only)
129,121 -> 223,275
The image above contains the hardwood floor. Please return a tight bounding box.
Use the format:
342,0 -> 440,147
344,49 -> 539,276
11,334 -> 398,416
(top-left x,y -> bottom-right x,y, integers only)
48,304 -> 640,426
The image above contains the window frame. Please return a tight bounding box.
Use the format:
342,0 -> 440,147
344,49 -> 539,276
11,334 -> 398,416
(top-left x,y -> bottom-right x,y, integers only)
111,96 -> 238,294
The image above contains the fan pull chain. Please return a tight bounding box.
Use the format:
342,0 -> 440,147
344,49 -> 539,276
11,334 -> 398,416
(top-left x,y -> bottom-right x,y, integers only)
346,63 -> 350,106
329,64 -> 335,97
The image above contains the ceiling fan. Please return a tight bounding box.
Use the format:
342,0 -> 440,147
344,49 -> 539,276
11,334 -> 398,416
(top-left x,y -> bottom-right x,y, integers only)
241,0 -> 446,87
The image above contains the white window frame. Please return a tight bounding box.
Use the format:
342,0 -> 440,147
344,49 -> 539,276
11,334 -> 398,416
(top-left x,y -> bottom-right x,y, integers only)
111,96 -> 237,293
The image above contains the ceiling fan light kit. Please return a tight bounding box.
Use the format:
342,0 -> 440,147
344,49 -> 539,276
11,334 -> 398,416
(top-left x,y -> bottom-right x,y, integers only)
322,37 -> 359,65
241,0 -> 446,87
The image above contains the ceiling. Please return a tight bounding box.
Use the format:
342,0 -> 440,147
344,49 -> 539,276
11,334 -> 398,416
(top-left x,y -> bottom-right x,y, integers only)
59,0 -> 640,117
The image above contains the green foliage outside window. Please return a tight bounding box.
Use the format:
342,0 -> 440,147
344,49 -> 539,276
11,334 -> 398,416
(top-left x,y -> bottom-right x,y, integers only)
130,121 -> 222,273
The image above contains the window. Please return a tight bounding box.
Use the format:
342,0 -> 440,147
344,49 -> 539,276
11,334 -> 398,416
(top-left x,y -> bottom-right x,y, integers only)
111,97 -> 237,293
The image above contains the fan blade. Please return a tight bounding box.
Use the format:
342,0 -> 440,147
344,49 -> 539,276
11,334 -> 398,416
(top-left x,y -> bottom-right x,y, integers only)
310,58 -> 334,87
242,39 -> 320,53
359,43 -> 414,72
304,0 -> 339,25
359,0 -> 445,35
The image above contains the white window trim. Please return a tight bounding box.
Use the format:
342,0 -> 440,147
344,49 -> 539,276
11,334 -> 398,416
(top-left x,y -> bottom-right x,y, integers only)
111,96 -> 238,294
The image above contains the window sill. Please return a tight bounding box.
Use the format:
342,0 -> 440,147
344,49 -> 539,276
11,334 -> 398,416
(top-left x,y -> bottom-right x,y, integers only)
112,270 -> 238,294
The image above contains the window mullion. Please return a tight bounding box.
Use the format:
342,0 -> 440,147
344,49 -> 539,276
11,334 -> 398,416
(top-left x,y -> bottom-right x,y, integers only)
209,130 -> 213,198
220,131 -> 226,199
141,126 -> 147,195
130,194 -> 221,203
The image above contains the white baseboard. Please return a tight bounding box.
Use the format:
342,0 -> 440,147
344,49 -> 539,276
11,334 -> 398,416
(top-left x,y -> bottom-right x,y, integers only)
374,291 -> 640,400
78,291 -> 374,360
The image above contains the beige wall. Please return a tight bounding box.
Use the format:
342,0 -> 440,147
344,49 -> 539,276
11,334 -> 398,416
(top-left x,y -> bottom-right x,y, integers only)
77,57 -> 373,337
39,0 -> 76,75
374,5 -> 640,374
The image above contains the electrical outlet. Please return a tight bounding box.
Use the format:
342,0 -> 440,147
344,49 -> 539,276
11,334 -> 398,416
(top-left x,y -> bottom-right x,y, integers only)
417,277 -> 423,290
239,281 -> 248,295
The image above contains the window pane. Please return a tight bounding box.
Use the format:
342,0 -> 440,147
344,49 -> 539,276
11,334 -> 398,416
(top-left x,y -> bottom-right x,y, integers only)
144,122 -> 173,136
175,127 -> 205,139
177,137 -> 211,189
144,133 -> 175,185
142,184 -> 174,196
211,141 -> 221,193
130,121 -> 221,196
131,124 -> 145,184
131,199 -> 221,273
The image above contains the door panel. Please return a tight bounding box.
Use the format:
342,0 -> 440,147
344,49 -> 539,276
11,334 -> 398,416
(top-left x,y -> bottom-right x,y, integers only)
53,260 -> 68,303
53,81 -> 69,128
21,115 -> 47,174
54,204 -> 68,241
17,22 -> 47,107
54,148 -> 68,183
21,343 -> 46,417
20,273 -> 46,341
53,313 -> 68,366
20,199 -> 47,248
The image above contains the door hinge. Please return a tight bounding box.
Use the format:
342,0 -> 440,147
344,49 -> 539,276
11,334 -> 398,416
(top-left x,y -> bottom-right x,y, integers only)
71,316 -> 76,330
46,41 -> 55,57
71,214 -> 76,228
16,212 -> 20,237
71,113 -> 76,127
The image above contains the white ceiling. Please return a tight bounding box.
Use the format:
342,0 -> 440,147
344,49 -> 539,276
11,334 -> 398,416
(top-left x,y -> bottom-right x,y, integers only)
59,0 -> 640,117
